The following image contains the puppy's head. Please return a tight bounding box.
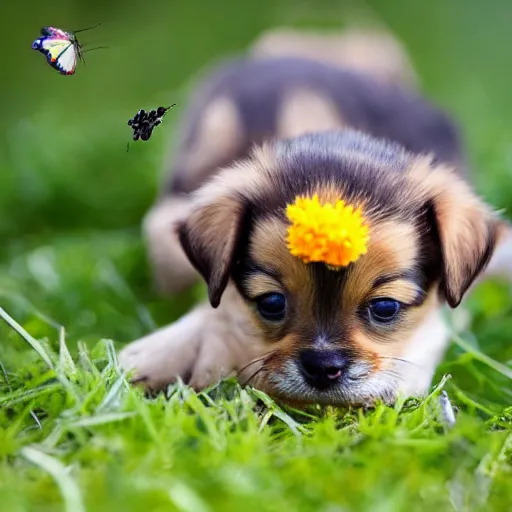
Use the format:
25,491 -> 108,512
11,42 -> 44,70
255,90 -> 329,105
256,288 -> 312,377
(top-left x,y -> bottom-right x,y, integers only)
178,131 -> 503,406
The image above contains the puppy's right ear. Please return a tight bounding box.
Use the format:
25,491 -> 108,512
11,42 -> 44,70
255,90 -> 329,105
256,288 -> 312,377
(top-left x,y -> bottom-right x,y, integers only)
178,192 -> 248,308
410,158 -> 501,308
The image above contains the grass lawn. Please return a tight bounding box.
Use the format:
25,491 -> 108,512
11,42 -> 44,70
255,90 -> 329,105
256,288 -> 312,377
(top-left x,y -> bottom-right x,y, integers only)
1,1 -> 512,510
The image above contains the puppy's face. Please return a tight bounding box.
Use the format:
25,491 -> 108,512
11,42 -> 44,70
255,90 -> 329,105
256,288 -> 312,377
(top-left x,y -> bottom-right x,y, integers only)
179,131 -> 503,406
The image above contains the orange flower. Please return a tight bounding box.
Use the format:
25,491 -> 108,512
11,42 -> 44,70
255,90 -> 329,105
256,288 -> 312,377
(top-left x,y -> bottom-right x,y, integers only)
286,194 -> 369,268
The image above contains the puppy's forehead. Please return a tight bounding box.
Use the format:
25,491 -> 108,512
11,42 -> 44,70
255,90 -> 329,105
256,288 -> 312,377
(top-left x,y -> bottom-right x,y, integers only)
245,133 -> 424,290
249,213 -> 419,292
247,130 -> 418,222
344,220 -> 419,307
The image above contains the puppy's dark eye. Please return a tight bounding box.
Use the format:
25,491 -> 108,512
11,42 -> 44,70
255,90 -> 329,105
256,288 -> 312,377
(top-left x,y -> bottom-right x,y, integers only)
368,298 -> 401,323
256,293 -> 286,322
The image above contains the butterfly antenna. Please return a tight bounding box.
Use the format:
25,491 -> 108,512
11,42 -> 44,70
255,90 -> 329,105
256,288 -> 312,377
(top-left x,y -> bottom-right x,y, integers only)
162,104 -> 177,117
72,22 -> 102,34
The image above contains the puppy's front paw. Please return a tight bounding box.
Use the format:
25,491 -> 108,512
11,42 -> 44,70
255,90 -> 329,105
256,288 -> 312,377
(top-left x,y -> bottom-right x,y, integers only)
118,306 -> 240,392
119,321 -> 201,391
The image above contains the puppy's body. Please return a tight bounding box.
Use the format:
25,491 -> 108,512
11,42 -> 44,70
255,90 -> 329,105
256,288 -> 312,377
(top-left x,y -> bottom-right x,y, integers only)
167,56 -> 462,198
121,29 -> 511,407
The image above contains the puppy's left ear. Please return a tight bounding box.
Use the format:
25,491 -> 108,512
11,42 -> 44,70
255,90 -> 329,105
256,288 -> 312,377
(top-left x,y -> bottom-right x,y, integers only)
413,160 -> 503,308
178,190 -> 248,308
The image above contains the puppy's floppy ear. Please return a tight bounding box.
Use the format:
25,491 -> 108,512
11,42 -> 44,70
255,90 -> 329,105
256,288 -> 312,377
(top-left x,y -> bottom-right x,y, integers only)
178,191 -> 248,308
412,159 -> 502,308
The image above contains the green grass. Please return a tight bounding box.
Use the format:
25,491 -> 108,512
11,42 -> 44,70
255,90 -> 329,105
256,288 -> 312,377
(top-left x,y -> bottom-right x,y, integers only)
1,0 -> 512,510
0,311 -> 511,512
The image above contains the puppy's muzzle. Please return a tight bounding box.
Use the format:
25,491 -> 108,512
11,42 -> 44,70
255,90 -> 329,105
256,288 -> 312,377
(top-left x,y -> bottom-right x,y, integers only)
298,348 -> 348,390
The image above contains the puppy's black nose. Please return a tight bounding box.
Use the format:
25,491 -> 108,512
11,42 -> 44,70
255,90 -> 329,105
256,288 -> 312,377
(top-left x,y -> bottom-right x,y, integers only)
299,349 -> 347,390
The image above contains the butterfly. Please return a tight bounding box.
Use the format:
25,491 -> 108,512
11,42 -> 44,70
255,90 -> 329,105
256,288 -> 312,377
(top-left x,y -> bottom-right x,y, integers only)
32,23 -> 104,75
127,105 -> 176,147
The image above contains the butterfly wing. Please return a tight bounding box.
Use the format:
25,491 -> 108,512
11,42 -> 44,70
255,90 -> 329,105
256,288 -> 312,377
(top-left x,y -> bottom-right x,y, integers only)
37,38 -> 78,75
32,38 -> 44,50
40,26 -> 73,39
51,43 -> 78,75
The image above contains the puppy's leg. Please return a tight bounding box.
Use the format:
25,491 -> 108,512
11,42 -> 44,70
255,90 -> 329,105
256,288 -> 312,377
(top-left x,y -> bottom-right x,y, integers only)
119,285 -> 261,391
143,195 -> 198,295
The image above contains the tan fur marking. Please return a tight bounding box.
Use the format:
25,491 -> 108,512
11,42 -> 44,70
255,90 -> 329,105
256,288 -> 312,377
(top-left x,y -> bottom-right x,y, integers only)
259,333 -> 301,370
343,221 -> 419,312
243,274 -> 284,298
343,220 -> 437,362
179,97 -> 244,189
397,307 -> 450,397
249,217 -> 311,298
250,27 -> 418,88
277,88 -> 343,139
370,280 -> 423,304
369,222 -> 419,271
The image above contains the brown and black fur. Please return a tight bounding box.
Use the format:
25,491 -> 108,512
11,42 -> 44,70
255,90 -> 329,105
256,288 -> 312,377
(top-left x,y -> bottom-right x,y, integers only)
121,28 -> 512,407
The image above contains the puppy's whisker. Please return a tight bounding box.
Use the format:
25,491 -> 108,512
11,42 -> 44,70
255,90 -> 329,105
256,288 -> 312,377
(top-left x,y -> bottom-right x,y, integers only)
241,365 -> 266,387
239,351 -> 278,387
236,351 -> 276,377
378,356 -> 425,372
380,369 -> 407,382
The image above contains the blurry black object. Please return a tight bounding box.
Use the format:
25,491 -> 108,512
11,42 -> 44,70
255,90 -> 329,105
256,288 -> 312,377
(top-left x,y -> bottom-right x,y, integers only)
127,104 -> 176,144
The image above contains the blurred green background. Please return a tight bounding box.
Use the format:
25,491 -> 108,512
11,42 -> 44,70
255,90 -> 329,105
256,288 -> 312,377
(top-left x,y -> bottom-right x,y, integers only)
1,0 -> 512,355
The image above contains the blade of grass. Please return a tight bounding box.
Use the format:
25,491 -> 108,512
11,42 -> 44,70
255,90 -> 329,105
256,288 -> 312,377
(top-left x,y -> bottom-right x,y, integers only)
59,327 -> 77,378
0,360 -> 12,391
102,338 -> 120,373
21,446 -> 86,512
451,332 -> 512,379
0,307 -> 54,369
168,480 -> 212,512
64,411 -> 137,428
0,382 -> 61,407
97,373 -> 129,412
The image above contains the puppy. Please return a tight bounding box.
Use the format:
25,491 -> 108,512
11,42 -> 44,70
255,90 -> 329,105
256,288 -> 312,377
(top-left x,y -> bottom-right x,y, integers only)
120,29 -> 512,407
